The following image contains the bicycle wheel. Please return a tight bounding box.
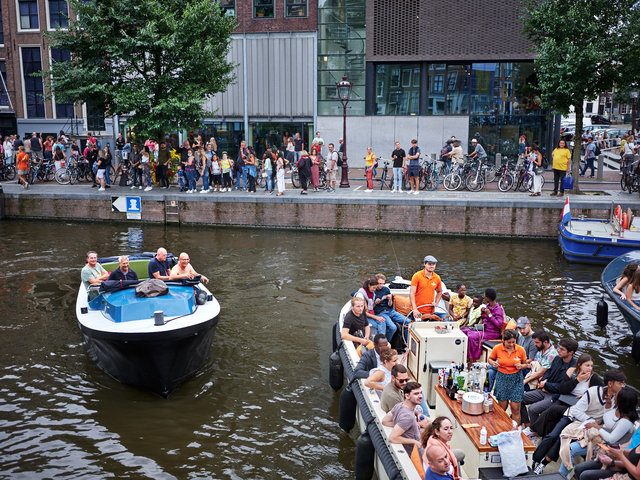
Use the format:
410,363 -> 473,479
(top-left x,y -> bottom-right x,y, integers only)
442,173 -> 461,191
379,171 -> 387,190
517,174 -> 530,192
425,171 -> 439,191
291,170 -> 299,188
498,172 -> 514,192
485,165 -> 497,183
526,175 -> 535,192
621,173 -> 629,192
402,174 -> 411,191
257,174 -> 266,188
108,165 -> 116,181
5,165 -> 15,180
55,167 -> 71,185
319,172 -> 327,188
465,172 -> 485,192
45,167 -> 55,182
419,172 -> 428,190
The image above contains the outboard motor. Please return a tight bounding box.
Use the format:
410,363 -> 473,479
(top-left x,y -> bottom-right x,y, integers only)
596,296 -> 608,329
632,331 -> 640,364
329,350 -> 344,391
355,430 -> 375,480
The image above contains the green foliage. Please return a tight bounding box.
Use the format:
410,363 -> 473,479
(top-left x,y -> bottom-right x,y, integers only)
522,0 -> 640,191
43,0 -> 237,139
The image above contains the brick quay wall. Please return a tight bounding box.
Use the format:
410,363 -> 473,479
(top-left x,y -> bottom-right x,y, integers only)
3,185 -> 637,238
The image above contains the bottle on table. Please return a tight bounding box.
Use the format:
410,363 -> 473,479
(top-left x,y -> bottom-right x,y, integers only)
480,426 -> 487,445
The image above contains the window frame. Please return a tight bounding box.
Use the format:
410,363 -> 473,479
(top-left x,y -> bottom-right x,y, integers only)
0,3 -> 5,46
20,45 -> 46,118
49,47 -> 74,119
45,0 -> 69,30
253,0 -> 275,19
284,0 -> 307,18
0,59 -> 9,109
16,0 -> 40,32
218,0 -> 235,17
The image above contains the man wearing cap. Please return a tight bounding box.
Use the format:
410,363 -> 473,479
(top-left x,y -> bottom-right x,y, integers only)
410,256 -> 444,320
469,139 -> 487,161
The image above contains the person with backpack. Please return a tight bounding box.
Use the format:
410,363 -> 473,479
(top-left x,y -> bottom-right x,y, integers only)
580,137 -> 597,178
440,140 -> 453,175
529,143 -> 544,196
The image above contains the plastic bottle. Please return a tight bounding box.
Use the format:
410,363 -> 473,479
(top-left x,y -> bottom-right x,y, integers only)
480,426 -> 487,445
415,405 -> 425,422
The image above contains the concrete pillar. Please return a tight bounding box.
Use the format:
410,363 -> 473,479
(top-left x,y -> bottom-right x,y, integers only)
495,153 -> 502,168
597,155 -> 604,181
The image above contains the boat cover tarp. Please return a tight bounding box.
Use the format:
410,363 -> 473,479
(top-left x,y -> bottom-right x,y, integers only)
136,279 -> 169,297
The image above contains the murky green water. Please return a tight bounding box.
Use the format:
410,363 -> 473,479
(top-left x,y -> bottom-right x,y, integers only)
0,220 -> 637,479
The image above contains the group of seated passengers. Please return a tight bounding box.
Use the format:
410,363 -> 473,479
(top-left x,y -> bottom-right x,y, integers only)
81,247 -> 209,293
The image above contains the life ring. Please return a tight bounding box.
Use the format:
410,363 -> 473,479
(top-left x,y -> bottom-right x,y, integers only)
622,212 -> 628,230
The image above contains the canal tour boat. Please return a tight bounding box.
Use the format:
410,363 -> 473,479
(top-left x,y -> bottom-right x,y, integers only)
601,250 -> 640,336
330,277 -> 535,480
75,253 -> 221,397
559,198 -> 640,264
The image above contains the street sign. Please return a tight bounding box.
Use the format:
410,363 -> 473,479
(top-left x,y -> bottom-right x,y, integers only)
112,196 -> 142,216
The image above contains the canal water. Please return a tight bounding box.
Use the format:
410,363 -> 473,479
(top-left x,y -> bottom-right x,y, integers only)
0,220 -> 637,479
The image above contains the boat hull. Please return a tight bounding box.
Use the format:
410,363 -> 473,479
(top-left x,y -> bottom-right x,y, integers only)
559,221 -> 640,264
601,250 -> 640,335
79,314 -> 219,397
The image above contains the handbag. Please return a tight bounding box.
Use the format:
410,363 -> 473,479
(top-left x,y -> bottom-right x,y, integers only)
535,166 -> 545,175
563,174 -> 574,191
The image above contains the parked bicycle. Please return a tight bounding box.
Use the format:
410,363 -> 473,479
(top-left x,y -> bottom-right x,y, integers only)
621,162 -> 640,194
0,161 -> 16,181
29,159 -> 56,184
377,159 -> 394,190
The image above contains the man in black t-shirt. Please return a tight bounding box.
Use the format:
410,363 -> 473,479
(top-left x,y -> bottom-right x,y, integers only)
391,141 -> 406,193
341,296 -> 370,347
148,248 -> 172,280
108,255 -> 139,281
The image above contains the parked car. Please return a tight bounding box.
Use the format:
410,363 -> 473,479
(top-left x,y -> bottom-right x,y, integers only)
589,114 -> 610,125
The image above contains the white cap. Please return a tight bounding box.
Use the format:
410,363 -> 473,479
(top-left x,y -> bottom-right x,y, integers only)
471,139 -> 478,143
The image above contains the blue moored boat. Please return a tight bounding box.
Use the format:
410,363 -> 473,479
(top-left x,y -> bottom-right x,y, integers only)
558,198 -> 640,264
76,253 -> 220,397
601,250 -> 640,335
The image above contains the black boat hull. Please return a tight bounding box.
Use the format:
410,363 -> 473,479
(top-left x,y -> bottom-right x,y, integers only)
79,314 -> 219,397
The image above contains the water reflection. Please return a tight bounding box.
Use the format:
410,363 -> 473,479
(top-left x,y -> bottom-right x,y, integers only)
0,221 -> 636,479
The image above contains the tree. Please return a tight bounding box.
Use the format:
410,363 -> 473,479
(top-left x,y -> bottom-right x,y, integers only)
522,0 -> 639,193
43,0 -> 236,140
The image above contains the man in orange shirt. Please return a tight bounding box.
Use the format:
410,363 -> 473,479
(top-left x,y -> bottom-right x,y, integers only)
410,255 -> 444,320
16,145 -> 30,189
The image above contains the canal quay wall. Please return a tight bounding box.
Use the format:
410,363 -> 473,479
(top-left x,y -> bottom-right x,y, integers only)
3,183 -> 640,238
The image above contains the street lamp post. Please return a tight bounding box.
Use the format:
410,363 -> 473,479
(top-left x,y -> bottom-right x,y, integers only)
631,91 -> 638,133
336,75 -> 353,188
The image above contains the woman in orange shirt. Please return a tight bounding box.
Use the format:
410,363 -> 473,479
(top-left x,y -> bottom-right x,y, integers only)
16,146 -> 30,189
489,328 -> 527,424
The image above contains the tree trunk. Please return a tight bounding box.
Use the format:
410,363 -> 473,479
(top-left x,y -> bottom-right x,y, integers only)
571,104 -> 584,194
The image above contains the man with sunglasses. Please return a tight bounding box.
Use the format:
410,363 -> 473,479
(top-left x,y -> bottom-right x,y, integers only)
381,364 -> 409,413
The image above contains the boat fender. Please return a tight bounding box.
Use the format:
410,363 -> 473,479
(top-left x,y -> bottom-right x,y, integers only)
333,322 -> 340,353
339,384 -> 357,433
632,331 -> 640,364
355,430 -> 375,480
622,213 -> 628,230
615,205 -> 622,219
195,290 -> 207,305
329,350 -> 344,391
596,296 -> 608,329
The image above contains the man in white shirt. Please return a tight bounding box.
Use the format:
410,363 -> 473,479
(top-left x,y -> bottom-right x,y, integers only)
325,143 -> 339,192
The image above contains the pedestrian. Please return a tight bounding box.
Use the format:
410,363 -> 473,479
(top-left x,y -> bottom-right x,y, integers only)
157,142 -> 171,188
580,137 -> 596,178
95,149 -> 108,191
294,132 -> 303,164
550,139 -> 571,196
130,144 -> 142,190
310,146 -> 320,191
326,143 -> 339,192
276,150 -> 286,196
220,152 -> 232,192
262,148 -> 274,193
185,153 -> 197,193
141,146 -> 153,191
103,144 -> 113,187
53,145 -> 66,172
16,145 -> 29,189
246,152 -> 257,193
211,153 -> 222,192
365,146 -> 376,192
286,136 -> 296,168
298,150 -> 311,194
43,136 -> 53,161
236,141 -> 248,190
199,146 -> 211,193
529,143 -> 543,196
407,139 -> 421,194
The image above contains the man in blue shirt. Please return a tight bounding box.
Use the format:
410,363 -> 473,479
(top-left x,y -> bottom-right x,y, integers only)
407,139 -> 421,194
580,136 -> 597,177
373,273 -> 405,342
469,139 -> 487,160
424,444 -> 455,480
148,248 -> 172,280
108,256 -> 139,281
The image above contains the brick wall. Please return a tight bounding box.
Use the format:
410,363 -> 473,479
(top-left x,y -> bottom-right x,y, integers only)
234,0 -> 317,33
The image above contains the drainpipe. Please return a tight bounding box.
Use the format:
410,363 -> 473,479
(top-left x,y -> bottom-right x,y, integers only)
243,34 -> 249,143
313,33 -> 318,134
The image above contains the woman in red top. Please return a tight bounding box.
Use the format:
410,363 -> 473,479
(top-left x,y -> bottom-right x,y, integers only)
43,135 -> 54,161
489,329 -> 528,424
16,146 -> 30,189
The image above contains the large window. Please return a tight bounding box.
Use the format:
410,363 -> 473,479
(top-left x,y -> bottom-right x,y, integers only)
375,64 -> 420,115
285,0 -> 307,17
0,60 -> 9,107
426,64 -> 445,115
0,4 -> 4,44
218,0 -> 235,16
253,0 -> 274,18
317,0 -> 366,116
18,0 -> 39,30
50,48 -> 74,118
446,65 -> 470,115
48,0 -> 69,29
21,47 -> 45,118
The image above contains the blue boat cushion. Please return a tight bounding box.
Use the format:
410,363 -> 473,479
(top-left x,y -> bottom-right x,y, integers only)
91,285 -> 197,323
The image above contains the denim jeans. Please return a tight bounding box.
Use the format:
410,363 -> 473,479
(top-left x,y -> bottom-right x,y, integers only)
235,169 -> 242,189
105,166 -> 111,185
580,157 -> 595,176
559,442 -> 587,476
143,163 -> 152,187
201,170 -> 209,190
393,167 -> 402,190
372,309 -> 402,341
265,171 -> 273,191
185,170 -> 196,190
242,165 -> 248,189
178,170 -> 186,190
133,168 -> 142,187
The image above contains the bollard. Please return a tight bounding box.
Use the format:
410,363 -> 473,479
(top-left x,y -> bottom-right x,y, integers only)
495,153 -> 502,168
597,155 -> 604,181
